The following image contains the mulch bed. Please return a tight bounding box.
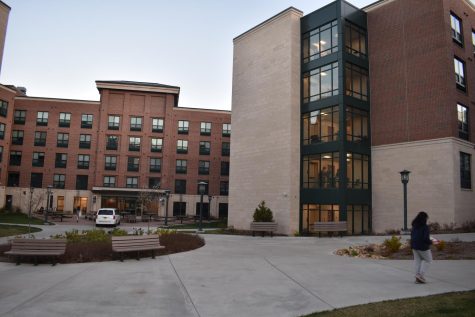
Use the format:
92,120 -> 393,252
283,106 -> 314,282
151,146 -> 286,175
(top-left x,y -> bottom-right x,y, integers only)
336,240 -> 475,260
0,232 -> 204,264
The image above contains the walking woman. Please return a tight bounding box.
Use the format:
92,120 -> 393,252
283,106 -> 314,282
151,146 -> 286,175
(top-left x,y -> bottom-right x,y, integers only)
411,211 -> 433,284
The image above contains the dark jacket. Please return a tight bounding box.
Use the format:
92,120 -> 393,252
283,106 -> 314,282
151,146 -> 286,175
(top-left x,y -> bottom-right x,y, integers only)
411,224 -> 432,251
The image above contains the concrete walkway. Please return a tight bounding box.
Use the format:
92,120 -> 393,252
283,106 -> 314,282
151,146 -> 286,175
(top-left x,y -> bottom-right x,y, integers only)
0,228 -> 474,317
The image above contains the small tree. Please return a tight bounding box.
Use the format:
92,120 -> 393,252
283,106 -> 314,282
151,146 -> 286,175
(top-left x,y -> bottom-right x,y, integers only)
253,201 -> 274,222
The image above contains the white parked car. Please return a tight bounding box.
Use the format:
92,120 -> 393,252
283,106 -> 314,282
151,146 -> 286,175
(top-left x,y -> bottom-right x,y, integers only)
95,208 -> 120,227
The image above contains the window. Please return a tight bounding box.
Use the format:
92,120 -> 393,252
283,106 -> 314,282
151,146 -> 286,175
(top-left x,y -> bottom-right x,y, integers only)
150,158 -> 161,172
347,205 -> 371,234
220,181 -> 229,196
32,152 -> 45,167
173,202 -> 187,216
79,134 -> 91,149
302,106 -> 340,144
0,100 -> 8,117
103,176 -> 116,187
460,152 -> 471,189
303,152 -> 340,189
346,107 -> 369,143
0,146 -> 3,162
53,174 -> 66,189
152,118 -> 164,132
108,115 -> 120,130
151,138 -> 163,152
130,116 -> 142,131
10,151 -> 22,166
57,133 -> 69,147
30,173 -> 43,188
0,123 -> 4,139
148,177 -> 161,189
129,137 -> 141,151
14,110 -> 26,124
36,111 -> 48,126
345,22 -> 367,57
302,20 -> 338,63
221,161 -> 230,176
8,172 -> 20,187
458,104 -> 469,140
345,63 -> 368,101
81,114 -> 93,128
347,153 -> 370,189
126,177 -> 138,188
178,120 -> 189,134
59,112 -> 71,127
303,62 -> 339,103
177,140 -> 188,154
450,13 -> 463,45
106,135 -> 119,150
76,175 -> 88,190
11,130 -> 24,145
199,141 -> 211,155
302,204 -> 342,232
55,153 -> 67,168
127,157 -> 140,172
105,156 -> 117,170
77,154 -> 90,169
34,131 -> 47,146
454,57 -> 466,90
176,159 -> 187,174
175,179 -> 187,194
222,142 -> 230,156
222,123 -> 231,137
199,160 -> 210,175
200,122 -> 211,135
56,197 -> 64,212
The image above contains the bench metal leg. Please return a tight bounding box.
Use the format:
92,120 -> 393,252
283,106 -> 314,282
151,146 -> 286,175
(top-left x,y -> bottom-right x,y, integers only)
252,231 -> 255,237
151,250 -> 155,259
15,256 -> 20,265
270,231 -> 273,238
136,251 -> 140,261
120,253 -> 124,262
34,256 -> 38,266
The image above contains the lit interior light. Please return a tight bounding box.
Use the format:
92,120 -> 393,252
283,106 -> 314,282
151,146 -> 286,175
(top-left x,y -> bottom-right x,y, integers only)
321,72 -> 327,76
320,40 -> 327,45
323,155 -> 331,159
346,153 -> 352,157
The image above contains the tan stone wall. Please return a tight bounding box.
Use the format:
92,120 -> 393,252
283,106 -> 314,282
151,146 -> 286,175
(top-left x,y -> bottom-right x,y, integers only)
372,138 -> 475,233
229,8 -> 302,235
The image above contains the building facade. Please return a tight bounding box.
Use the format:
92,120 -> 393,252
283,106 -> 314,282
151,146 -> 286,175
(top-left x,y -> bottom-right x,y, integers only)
230,0 -> 475,235
0,81 -> 231,218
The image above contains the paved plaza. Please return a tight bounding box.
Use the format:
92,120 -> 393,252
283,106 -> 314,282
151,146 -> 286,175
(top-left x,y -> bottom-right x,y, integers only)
0,225 -> 474,317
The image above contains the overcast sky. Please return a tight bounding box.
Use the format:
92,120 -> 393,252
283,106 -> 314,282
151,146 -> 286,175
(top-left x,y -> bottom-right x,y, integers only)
0,0 -> 462,110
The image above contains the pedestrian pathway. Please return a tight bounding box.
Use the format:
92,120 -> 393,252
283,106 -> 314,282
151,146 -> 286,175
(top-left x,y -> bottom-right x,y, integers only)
0,231 -> 474,317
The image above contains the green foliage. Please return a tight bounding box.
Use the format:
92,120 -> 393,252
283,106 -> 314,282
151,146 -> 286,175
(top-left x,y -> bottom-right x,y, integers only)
51,229 -> 110,242
132,227 -> 144,236
253,201 -> 274,222
383,236 -> 402,253
155,228 -> 177,236
110,228 -> 128,236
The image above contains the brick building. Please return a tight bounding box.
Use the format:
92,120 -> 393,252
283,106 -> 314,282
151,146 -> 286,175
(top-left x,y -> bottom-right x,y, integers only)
0,1 -> 231,218
229,0 -> 475,235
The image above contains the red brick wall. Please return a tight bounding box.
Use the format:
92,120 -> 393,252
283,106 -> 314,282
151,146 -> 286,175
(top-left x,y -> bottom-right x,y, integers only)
0,85 -> 15,186
368,0 -> 475,145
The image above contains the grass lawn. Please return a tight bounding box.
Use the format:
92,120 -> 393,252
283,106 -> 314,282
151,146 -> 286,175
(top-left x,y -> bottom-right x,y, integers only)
0,224 -> 42,237
0,212 -> 45,225
302,291 -> 475,317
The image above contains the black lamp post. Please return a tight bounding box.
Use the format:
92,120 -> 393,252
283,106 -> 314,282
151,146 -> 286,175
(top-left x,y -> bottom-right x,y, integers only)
28,187 -> 34,237
45,185 -> 53,224
164,190 -> 171,226
198,181 -> 207,232
208,195 -> 213,219
399,170 -> 410,232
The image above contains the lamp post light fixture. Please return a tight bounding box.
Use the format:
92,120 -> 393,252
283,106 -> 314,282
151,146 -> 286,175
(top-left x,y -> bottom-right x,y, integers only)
164,190 -> 171,227
28,187 -> 34,237
197,181 -> 207,232
45,185 -> 53,224
399,170 -> 411,232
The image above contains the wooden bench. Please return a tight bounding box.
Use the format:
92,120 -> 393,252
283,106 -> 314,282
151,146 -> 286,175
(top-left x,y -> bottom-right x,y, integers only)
51,212 -> 73,222
5,239 -> 67,265
312,221 -> 347,237
250,222 -> 278,237
112,235 -> 165,262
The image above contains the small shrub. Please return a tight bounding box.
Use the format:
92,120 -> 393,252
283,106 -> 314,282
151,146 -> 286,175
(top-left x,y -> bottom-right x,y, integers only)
442,223 -> 455,232
383,236 -> 402,253
460,220 -> 475,233
110,228 -> 128,236
155,228 -> 177,236
253,201 -> 273,222
385,228 -> 399,235
428,222 -> 441,233
132,228 -> 144,236
436,240 -> 446,251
